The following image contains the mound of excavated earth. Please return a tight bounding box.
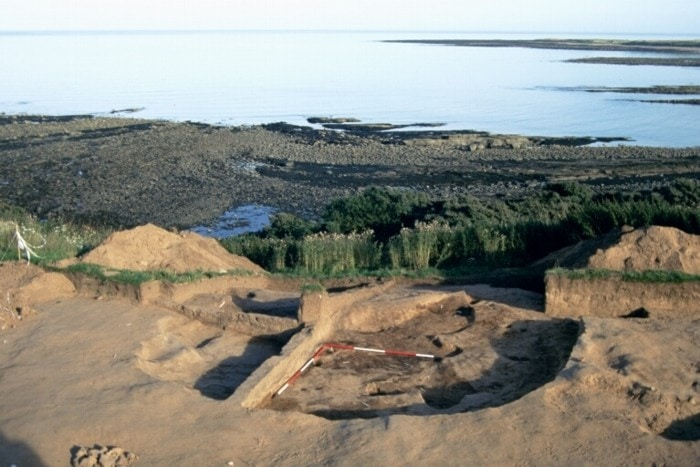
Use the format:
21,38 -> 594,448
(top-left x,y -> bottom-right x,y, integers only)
0,261 -> 75,330
587,225 -> 700,274
545,226 -> 700,318
551,225 -> 700,274
79,223 -> 265,274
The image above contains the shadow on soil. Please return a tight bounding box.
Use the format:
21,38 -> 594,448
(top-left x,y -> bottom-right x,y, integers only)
231,295 -> 299,318
309,318 -> 581,420
661,413 -> 700,441
195,337 -> 284,400
0,429 -> 47,467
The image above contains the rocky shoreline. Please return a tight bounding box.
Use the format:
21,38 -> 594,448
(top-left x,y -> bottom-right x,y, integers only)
1,114 -> 698,231
384,38 -> 700,54
546,85 -> 700,106
385,39 -> 700,68
565,57 -> 700,67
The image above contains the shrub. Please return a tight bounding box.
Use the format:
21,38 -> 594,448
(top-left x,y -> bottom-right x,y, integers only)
218,181 -> 700,276
263,212 -> 315,240
545,181 -> 594,200
322,187 -> 430,241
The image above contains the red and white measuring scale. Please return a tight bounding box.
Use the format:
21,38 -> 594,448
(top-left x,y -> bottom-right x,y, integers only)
273,342 -> 437,398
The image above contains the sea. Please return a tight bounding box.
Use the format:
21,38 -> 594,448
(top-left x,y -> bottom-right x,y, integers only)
1,30 -> 699,147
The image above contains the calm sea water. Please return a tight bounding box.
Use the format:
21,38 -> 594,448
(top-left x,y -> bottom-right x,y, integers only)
1,30 -> 699,147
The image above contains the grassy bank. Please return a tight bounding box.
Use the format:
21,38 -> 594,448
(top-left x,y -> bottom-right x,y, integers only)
2,180 -> 699,280
547,267 -> 700,283
0,204 -> 112,265
60,262 -> 239,285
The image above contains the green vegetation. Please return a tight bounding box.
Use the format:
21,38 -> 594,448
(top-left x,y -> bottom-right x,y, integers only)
547,268 -> 700,283
222,179 -> 700,275
61,262 -> 242,285
2,180 -> 699,281
300,283 -> 326,294
0,204 -> 112,265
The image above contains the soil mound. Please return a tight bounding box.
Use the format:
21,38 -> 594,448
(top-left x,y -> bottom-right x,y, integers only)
80,224 -> 265,274
0,261 -> 75,330
545,226 -> 700,318
547,225 -> 700,274
587,225 -> 700,274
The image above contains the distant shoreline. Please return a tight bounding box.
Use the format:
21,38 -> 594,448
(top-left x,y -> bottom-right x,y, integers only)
3,33 -> 698,145
383,38 -> 700,54
384,38 -> 700,67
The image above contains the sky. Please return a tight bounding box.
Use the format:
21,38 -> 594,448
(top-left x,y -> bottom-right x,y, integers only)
0,0 -> 698,34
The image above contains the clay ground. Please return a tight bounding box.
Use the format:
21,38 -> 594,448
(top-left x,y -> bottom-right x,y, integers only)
1,270 -> 698,465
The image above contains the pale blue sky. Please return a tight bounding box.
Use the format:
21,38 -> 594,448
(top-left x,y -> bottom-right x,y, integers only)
0,0 -> 698,34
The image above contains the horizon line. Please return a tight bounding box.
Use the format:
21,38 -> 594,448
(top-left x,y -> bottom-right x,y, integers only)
1,28 -> 698,37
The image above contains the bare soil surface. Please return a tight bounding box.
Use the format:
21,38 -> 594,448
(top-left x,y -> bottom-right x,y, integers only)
266,292 -> 580,420
1,270 -> 698,465
545,225 -> 700,274
1,114 -> 698,229
0,225 -> 699,465
544,226 -> 700,319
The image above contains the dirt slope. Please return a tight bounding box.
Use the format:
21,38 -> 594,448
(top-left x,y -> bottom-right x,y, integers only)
0,261 -> 75,330
587,225 -> 700,273
79,223 -> 265,274
545,226 -> 700,318
548,225 -> 700,274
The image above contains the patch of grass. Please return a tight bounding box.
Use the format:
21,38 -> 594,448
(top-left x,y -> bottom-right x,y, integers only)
300,283 -> 325,294
624,269 -> 700,283
61,263 -> 254,285
63,262 -> 108,280
0,205 -> 112,265
547,268 -> 700,283
108,269 -> 210,285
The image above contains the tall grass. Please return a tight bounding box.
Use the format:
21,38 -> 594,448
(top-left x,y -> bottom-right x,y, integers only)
223,230 -> 382,274
225,220 -> 567,273
3,179 -> 699,279
223,179 -> 700,275
0,206 -> 112,264
388,221 -> 452,269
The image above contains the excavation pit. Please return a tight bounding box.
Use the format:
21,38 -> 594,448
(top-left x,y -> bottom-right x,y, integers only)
252,285 -> 580,419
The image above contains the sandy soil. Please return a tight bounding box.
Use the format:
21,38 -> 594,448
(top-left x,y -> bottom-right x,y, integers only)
1,225 -> 698,465
1,281 -> 698,465
78,223 -> 266,274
